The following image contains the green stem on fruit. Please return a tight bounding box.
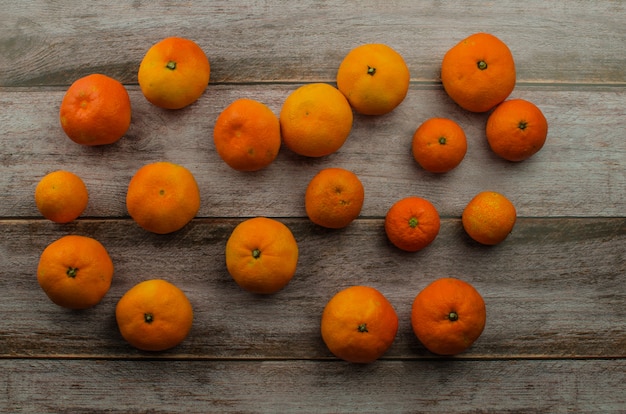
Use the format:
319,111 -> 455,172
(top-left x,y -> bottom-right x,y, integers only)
409,217 -> 419,228
357,323 -> 368,333
252,248 -> 261,259
367,66 -> 376,76
477,60 -> 488,70
438,136 -> 447,145
448,311 -> 459,322
166,61 -> 177,70
144,313 -> 154,324
518,120 -> 528,130
66,267 -> 78,278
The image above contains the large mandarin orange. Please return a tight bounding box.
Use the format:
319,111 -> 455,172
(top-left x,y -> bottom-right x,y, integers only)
35,170 -> 89,223
115,279 -> 193,351
279,83 -> 353,157
304,167 -> 365,229
225,217 -> 299,294
59,73 -> 131,146
37,235 -> 114,309
412,117 -> 468,173
462,191 -> 517,245
384,196 -> 441,252
486,98 -> 549,162
321,285 -> 399,363
213,98 -> 281,171
411,277 -> 486,355
138,37 -> 210,109
441,33 -> 516,113
126,162 -> 201,234
336,43 -> 410,115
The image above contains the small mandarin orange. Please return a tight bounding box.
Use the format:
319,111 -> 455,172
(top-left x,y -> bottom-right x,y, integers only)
126,162 -> 201,234
486,98 -> 548,162
305,168 -> 365,229
225,217 -> 299,294
441,33 -> 516,113
462,191 -> 517,245
59,73 -> 131,146
337,43 -> 410,115
116,279 -> 194,351
37,235 -> 114,309
35,170 -> 89,223
411,277 -> 486,355
138,37 -> 210,109
384,196 -> 441,252
280,83 -> 353,157
321,285 -> 399,363
213,98 -> 281,171
412,117 -> 468,173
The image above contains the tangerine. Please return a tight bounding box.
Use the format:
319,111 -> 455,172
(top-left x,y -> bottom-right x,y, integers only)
213,98 -> 281,171
37,235 -> 114,309
35,170 -> 89,223
280,83 -> 353,157
59,73 -> 131,146
336,43 -> 410,115
321,285 -> 399,363
305,168 -> 365,229
225,217 -> 299,294
116,279 -> 194,351
384,196 -> 441,252
441,33 -> 516,113
126,162 -> 201,234
486,98 -> 548,161
462,191 -> 517,245
412,117 -> 468,173
138,37 -> 210,109
411,277 -> 486,355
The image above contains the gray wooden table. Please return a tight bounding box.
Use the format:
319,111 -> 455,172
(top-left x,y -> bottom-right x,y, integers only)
1,1 -> 624,413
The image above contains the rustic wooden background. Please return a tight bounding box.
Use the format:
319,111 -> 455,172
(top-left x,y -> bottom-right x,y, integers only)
1,1 -> 624,413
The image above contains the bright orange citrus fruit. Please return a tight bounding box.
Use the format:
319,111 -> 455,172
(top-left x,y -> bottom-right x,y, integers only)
411,277 -> 486,355
462,191 -> 517,245
116,279 -> 194,351
486,98 -> 548,161
336,43 -> 410,115
305,167 -> 365,229
412,117 -> 468,173
225,217 -> 299,294
37,235 -> 114,309
321,285 -> 399,363
384,196 -> 441,252
35,170 -> 89,223
213,98 -> 281,171
280,83 -> 353,157
126,162 -> 201,234
441,33 -> 516,113
138,37 -> 210,109
59,73 -> 131,145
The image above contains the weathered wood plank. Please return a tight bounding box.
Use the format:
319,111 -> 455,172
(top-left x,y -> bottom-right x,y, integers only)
2,218 -> 624,358
2,359 -> 625,413
1,1 -> 624,86
1,85 -> 624,218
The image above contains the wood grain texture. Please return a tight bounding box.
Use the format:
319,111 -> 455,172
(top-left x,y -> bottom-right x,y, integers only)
1,1 -> 625,412
1,85 -> 624,218
2,218 -> 624,359
2,359 -> 625,413
1,1 -> 625,86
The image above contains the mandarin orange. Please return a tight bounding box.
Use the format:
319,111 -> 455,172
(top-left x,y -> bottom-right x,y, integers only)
441,33 -> 516,113
59,74 -> 131,146
321,285 -> 399,363
411,277 -> 486,355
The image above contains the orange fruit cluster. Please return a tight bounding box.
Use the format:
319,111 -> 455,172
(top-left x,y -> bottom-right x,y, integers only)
32,33 -> 548,358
